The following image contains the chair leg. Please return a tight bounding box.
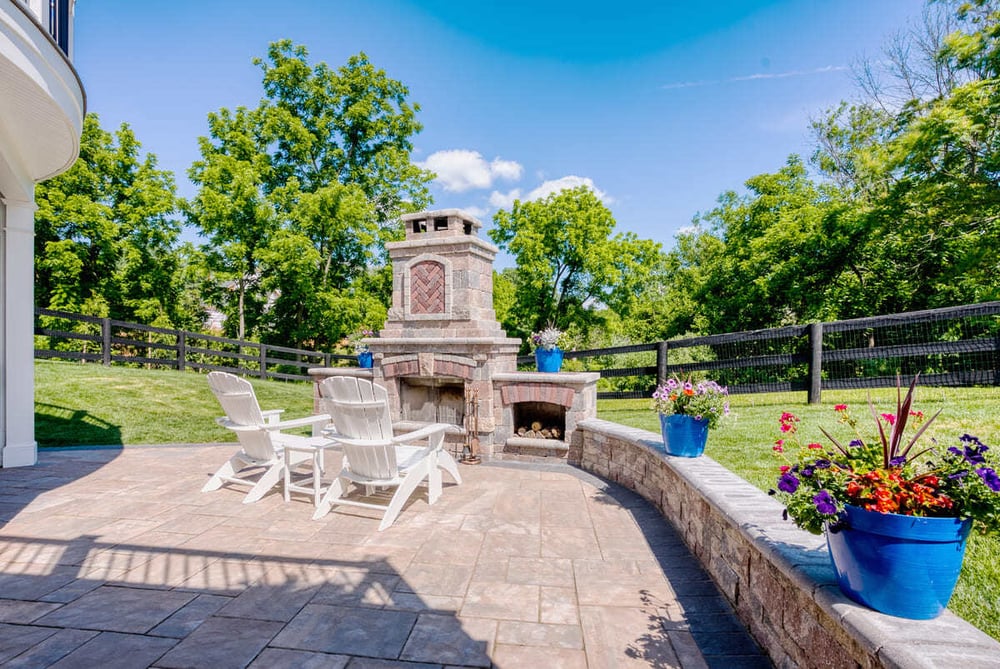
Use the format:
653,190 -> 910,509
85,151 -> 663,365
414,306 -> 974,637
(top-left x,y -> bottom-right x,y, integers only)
379,470 -> 425,531
428,465 -> 442,506
438,450 -> 463,485
312,477 -> 347,520
243,463 -> 283,504
201,456 -> 240,492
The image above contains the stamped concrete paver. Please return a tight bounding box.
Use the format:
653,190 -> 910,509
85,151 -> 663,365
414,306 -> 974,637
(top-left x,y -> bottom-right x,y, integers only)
0,446 -> 770,667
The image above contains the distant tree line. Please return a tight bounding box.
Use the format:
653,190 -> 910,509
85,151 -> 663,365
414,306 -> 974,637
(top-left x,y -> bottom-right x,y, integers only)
34,1 -> 1000,355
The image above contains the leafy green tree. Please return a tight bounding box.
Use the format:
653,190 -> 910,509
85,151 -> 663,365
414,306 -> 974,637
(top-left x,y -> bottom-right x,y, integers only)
490,186 -> 663,345
187,41 -> 432,348
35,114 -> 191,327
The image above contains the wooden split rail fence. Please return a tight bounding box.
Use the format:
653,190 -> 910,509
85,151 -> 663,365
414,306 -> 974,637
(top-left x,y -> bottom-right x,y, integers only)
36,302 -> 1000,399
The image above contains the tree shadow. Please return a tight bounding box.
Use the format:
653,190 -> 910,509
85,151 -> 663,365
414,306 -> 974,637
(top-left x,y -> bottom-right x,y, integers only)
35,402 -> 123,447
583,474 -> 776,669
0,535 -> 490,666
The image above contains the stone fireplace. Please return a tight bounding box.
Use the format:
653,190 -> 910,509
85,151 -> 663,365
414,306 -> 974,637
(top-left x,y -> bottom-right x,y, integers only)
310,208 -> 598,459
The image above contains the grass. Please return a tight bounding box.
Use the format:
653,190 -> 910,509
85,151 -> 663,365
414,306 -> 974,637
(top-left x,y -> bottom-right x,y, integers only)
598,387 -> 1000,640
31,360 -> 1000,638
34,359 -> 316,446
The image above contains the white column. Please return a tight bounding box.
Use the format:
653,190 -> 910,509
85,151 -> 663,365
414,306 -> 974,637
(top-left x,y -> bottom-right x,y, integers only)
1,197 -> 38,467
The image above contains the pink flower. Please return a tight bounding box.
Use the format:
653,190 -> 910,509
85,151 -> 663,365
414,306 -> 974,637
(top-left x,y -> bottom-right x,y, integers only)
881,413 -> 896,426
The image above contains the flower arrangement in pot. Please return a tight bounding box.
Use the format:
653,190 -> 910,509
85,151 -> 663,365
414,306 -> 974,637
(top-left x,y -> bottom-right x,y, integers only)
769,375 -> 1000,619
531,325 -> 569,372
347,328 -> 375,368
651,375 -> 729,457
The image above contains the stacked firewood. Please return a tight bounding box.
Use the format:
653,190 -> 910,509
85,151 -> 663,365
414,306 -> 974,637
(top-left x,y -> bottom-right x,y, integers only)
515,421 -> 562,440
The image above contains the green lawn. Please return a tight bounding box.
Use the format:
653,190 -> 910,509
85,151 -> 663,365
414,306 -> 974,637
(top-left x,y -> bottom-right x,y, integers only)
31,360 -> 1000,638
35,359 -> 316,446
599,387 -> 1000,641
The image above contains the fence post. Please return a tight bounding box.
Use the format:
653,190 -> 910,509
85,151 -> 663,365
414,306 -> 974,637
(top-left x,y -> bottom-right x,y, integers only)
657,341 -> 668,386
259,343 -> 267,379
324,352 -> 331,368
808,322 -> 823,404
101,318 -> 112,366
177,331 -> 186,371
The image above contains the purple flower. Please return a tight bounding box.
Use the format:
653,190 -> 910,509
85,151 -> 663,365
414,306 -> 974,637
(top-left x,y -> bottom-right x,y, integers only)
965,447 -> 988,465
848,439 -> 863,449
961,434 -> 986,448
814,459 -> 832,469
889,456 -> 907,467
812,490 -> 837,515
801,467 -> 814,478
976,467 -> 1000,492
949,469 -> 969,480
778,472 -> 800,494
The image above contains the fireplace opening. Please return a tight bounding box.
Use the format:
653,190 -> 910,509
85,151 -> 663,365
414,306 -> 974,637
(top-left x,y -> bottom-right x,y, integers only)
399,377 -> 466,428
512,401 -> 566,440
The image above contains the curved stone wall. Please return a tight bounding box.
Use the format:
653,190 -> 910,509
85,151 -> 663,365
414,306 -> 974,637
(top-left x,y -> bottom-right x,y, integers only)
574,418 -> 1000,668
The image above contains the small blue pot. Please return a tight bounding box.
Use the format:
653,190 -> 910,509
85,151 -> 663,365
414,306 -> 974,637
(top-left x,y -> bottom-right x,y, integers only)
535,347 -> 563,373
660,413 -> 709,457
826,504 -> 971,619
357,351 -> 373,368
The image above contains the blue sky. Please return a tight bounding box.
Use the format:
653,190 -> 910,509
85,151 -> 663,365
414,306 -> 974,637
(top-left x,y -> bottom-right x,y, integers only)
73,1 -> 925,254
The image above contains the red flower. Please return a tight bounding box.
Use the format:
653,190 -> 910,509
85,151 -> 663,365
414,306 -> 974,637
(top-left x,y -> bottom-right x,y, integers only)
807,443 -> 822,450
834,404 -> 848,412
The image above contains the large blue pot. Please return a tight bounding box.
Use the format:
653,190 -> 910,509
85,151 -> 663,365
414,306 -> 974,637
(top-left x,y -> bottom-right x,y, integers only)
660,413 -> 709,457
826,504 -> 971,619
357,351 -> 373,368
535,347 -> 563,373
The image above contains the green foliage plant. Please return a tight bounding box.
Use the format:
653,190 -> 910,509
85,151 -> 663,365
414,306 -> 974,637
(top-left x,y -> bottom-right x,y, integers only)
651,376 -> 730,430
770,377 -> 1000,535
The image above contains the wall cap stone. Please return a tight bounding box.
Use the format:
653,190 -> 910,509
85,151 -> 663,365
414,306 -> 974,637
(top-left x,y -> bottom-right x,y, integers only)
578,418 -> 1000,669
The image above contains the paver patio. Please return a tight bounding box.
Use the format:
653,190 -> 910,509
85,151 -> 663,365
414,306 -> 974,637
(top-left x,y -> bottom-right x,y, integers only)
0,445 -> 771,668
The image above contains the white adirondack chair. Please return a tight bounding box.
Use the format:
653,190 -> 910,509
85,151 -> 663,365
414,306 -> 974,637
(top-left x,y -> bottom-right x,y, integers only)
313,376 -> 462,529
203,371 -> 332,504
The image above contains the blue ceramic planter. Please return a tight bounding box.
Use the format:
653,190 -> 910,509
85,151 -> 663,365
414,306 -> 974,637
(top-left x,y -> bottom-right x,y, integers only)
357,351 -> 373,368
660,413 -> 709,457
535,347 -> 563,373
826,504 -> 972,619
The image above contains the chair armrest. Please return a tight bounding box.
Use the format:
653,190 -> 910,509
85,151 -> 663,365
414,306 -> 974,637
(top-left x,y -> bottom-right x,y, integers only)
392,422 -> 450,444
261,409 -> 285,424
262,414 -> 332,432
328,435 -> 394,448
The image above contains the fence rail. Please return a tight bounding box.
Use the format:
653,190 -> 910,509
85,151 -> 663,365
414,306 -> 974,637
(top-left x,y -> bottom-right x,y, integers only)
518,302 -> 1000,402
34,308 -> 355,382
36,302 -> 1000,400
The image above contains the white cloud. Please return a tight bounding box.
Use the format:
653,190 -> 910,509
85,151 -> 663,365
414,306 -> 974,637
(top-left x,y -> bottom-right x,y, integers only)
490,158 -> 523,181
662,64 -> 848,91
525,176 -> 610,203
463,205 -> 487,219
419,149 -> 523,192
489,189 -> 521,209
488,176 -> 610,210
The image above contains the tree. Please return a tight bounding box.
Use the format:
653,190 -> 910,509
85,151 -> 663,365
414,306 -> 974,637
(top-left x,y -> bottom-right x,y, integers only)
35,114 -> 194,327
490,186 -> 663,345
187,41 -> 433,347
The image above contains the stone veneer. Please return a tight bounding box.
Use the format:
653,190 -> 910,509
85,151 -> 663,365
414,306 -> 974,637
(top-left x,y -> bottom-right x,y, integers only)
574,418 -> 1000,669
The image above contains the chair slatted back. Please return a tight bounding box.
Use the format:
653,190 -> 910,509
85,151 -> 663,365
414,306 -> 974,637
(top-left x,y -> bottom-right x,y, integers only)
319,376 -> 398,480
207,372 -> 274,461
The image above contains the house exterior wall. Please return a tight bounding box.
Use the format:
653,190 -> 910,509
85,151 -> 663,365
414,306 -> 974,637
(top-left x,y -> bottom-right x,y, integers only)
1,0 -> 84,466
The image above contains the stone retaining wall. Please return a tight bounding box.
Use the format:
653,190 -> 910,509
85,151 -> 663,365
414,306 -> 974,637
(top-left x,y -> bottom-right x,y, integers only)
574,418 -> 1000,669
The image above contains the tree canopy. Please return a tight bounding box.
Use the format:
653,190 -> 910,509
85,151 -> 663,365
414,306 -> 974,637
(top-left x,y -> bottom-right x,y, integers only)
186,41 -> 432,348
35,113 -> 202,329
490,185 -> 663,346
